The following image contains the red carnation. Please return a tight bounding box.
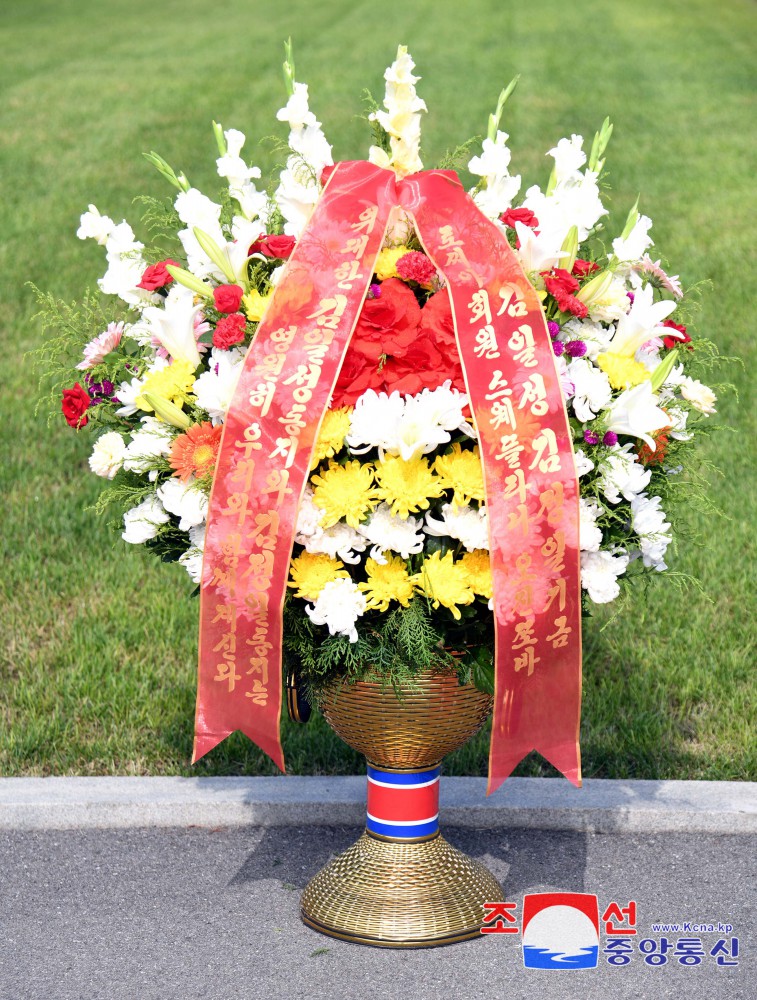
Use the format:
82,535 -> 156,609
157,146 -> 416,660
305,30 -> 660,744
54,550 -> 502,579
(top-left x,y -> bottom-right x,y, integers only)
662,320 -> 692,351
542,268 -> 588,318
249,234 -> 296,259
137,259 -> 180,291
350,278 -> 421,360
572,258 -> 600,278
500,207 -> 539,230
396,251 -> 437,286
213,313 -> 247,350
418,288 -> 457,350
213,284 -> 244,314
61,382 -> 91,429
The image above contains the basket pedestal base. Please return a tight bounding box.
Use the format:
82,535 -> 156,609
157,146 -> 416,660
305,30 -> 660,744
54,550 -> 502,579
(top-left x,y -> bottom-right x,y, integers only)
300,830 -> 502,948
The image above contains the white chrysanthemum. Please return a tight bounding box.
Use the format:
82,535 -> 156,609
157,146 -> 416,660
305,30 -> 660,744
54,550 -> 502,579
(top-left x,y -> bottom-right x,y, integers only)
116,359 -> 168,417
357,503 -> 424,562
578,498 -> 603,552
192,347 -> 246,425
679,378 -> 717,415
566,358 -> 612,422
666,405 -> 692,441
179,546 -> 204,584
573,448 -> 595,478
89,431 -> 126,480
300,523 -> 368,565
77,204 -> 115,245
295,487 -> 323,538
122,496 -> 169,544
581,549 -> 629,604
425,503 -> 489,552
122,416 -> 174,478
631,494 -> 672,571
612,214 -> 654,265
157,476 -> 208,531
560,318 -> 615,362
306,578 -> 366,643
597,445 -> 651,504
468,131 -> 522,220
368,45 -> 427,179
346,390 -> 404,454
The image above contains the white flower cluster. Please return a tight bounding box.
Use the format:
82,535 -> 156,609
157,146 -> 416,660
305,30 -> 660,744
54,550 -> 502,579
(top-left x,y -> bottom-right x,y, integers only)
368,45 -> 427,178
275,82 -> 333,236
468,131 -> 521,221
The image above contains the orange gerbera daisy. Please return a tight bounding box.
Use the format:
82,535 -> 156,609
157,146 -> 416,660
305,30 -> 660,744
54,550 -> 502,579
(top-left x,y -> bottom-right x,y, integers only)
169,422 -> 222,480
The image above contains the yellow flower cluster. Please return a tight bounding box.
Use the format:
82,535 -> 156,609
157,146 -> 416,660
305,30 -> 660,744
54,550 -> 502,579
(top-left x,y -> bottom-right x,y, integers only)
310,460 -> 379,528
288,552 -> 348,600
434,444 -> 485,506
374,455 -> 445,518
310,407 -> 352,469
135,360 -> 196,414
596,351 -> 650,390
359,557 -> 414,611
374,245 -> 410,281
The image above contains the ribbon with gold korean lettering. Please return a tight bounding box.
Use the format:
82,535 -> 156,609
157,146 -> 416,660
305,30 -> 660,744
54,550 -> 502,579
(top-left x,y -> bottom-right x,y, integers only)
194,163 -> 582,793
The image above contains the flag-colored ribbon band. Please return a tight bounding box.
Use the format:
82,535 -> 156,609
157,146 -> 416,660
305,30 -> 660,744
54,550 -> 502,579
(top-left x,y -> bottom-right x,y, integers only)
195,162 -> 582,793
366,765 -> 441,839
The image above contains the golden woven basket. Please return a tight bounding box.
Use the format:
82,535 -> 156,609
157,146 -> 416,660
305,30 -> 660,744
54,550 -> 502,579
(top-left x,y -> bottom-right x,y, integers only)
300,668 -> 502,948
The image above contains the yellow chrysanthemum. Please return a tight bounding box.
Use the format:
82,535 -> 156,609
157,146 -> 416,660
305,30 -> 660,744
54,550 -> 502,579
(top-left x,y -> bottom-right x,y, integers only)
374,454 -> 445,519
242,288 -> 272,322
596,352 -> 651,390
135,360 -> 196,414
459,549 -> 493,600
310,407 -> 353,469
310,460 -> 379,528
374,245 -> 410,281
358,556 -> 414,612
287,552 -> 349,600
412,551 -> 476,620
434,444 -> 485,506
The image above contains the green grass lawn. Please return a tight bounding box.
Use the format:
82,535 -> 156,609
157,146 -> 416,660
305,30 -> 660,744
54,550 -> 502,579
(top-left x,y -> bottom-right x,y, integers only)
1,0 -> 754,780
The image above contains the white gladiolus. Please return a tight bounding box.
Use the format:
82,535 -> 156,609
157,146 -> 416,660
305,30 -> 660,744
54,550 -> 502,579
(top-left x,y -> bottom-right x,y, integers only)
175,188 -> 226,280
597,444 -> 651,504
275,80 -> 332,237
157,477 -> 208,531
215,128 -> 268,221
468,131 -> 522,220
77,204 -> 115,245
88,431 -> 126,479
368,45 -> 426,179
98,221 -> 156,309
611,214 -> 654,264
122,496 -> 169,544
580,549 -> 629,604
631,494 -> 672,571
192,347 -> 246,425
605,381 -> 671,450
306,578 -> 366,642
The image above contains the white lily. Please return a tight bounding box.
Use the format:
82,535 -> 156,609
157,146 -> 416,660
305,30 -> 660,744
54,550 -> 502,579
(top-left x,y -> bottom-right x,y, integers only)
142,285 -> 203,369
605,381 -> 671,449
609,282 -> 677,357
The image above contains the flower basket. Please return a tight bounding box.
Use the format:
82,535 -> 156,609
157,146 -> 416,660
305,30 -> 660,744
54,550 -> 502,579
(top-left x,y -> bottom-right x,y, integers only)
41,42 -> 723,948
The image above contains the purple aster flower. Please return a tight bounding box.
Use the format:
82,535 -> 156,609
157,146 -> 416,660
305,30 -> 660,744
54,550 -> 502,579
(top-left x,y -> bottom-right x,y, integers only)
602,431 -> 619,446
547,320 -> 560,339
565,340 -> 587,358
100,379 -> 115,398
552,340 -> 565,357
583,430 -> 600,445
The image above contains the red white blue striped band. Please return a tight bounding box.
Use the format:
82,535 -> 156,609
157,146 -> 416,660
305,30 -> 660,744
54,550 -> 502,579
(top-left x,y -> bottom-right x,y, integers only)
366,765 -> 441,839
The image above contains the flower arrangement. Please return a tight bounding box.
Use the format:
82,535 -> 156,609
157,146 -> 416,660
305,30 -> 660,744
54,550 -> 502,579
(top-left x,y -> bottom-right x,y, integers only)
38,44 -> 722,696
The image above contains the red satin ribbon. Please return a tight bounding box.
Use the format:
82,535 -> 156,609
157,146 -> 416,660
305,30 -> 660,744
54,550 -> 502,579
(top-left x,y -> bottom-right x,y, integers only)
195,163 -> 582,791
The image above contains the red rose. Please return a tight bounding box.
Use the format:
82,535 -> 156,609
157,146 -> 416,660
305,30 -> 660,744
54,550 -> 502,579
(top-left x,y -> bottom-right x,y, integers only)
542,268 -> 588,318
248,234 -> 296,259
137,259 -> 180,291
662,319 -> 692,351
350,278 -> 421,360
500,207 -> 539,230
61,383 -> 91,428
572,258 -> 600,278
213,313 -> 247,350
213,284 -> 244,314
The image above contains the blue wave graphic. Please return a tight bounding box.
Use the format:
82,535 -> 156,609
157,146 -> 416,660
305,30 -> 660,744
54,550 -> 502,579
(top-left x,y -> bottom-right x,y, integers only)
523,945 -> 599,969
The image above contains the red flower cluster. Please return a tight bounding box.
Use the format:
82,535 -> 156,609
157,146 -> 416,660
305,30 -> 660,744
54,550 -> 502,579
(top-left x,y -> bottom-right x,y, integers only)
137,259 -> 180,291
572,258 -> 600,278
542,268 -> 588,318
500,207 -> 539,230
395,250 -> 437,285
332,279 -> 464,406
662,319 -> 692,351
638,429 -> 670,466
213,313 -> 247,349
61,383 -> 91,428
249,234 -> 296,259
213,284 -> 244,314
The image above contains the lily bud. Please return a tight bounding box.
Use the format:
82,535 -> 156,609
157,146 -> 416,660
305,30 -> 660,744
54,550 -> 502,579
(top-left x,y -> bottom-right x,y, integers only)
487,76 -> 519,142
141,393 -> 191,429
560,226 -> 579,273
192,227 -> 236,283
620,197 -> 641,240
143,151 -> 189,192
283,38 -> 296,97
575,269 -> 614,306
212,121 -> 227,157
650,349 -> 679,392
164,265 -> 213,299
